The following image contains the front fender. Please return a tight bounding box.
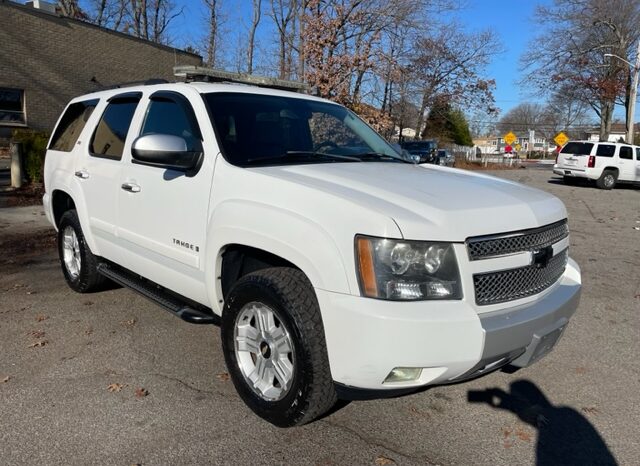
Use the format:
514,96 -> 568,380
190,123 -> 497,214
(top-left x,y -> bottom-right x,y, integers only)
205,199 -> 352,314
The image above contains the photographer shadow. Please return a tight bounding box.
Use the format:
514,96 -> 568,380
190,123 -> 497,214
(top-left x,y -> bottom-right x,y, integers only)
468,379 -> 617,465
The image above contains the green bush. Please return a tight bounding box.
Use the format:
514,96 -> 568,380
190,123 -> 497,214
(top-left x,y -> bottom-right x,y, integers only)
11,129 -> 49,184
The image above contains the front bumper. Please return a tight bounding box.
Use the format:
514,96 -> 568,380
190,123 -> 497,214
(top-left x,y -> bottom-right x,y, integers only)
317,258 -> 581,391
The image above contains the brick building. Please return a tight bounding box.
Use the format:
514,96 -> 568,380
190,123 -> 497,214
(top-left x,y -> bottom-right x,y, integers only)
0,0 -> 202,151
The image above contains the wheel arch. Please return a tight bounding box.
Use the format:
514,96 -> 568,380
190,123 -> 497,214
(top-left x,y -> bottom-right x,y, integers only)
51,189 -> 76,228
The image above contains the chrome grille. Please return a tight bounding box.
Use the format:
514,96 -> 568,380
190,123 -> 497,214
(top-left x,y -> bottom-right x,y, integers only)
467,220 -> 568,261
473,249 -> 568,306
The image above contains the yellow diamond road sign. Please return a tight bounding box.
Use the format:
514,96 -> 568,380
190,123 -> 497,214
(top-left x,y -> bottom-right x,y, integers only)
554,132 -> 569,147
504,131 -> 517,145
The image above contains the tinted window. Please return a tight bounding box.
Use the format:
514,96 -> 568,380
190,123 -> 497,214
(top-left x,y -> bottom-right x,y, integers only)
595,144 -> 615,157
90,97 -> 140,159
204,92 -> 400,166
141,98 -> 201,151
402,141 -> 436,151
0,88 -> 25,124
49,99 -> 99,152
636,148 -> 640,161
619,146 -> 633,160
560,142 -> 593,155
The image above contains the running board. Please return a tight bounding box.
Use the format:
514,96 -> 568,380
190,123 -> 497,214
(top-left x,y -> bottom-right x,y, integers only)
97,263 -> 218,325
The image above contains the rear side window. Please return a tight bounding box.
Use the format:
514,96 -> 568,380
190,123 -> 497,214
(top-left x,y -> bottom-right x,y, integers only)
636,148 -> 640,160
90,95 -> 140,160
560,142 -> 593,155
619,146 -> 633,160
49,99 -> 99,152
595,144 -> 615,157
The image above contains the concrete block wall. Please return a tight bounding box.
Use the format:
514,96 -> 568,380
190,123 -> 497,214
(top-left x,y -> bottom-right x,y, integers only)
0,0 -> 202,137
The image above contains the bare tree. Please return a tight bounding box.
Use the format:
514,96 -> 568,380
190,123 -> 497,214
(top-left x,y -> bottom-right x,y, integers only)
203,0 -> 221,66
411,23 -> 501,136
270,0 -> 299,80
126,0 -> 182,44
247,0 -> 262,74
57,0 -> 87,19
521,0 -> 640,141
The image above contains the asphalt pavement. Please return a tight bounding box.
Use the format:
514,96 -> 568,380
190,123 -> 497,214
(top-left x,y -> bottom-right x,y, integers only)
0,168 -> 638,465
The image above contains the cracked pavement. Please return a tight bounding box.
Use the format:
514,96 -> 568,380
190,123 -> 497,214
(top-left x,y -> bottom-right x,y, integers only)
1,169 -> 639,465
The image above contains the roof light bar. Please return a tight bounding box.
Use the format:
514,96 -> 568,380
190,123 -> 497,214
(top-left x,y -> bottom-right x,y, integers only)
173,66 -> 307,93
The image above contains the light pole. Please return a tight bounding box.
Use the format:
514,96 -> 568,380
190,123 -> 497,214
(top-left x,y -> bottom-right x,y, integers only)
605,39 -> 640,144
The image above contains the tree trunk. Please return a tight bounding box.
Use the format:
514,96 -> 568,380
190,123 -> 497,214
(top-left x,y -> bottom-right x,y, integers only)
599,99 -> 615,141
247,0 -> 262,74
415,91 -> 429,139
206,0 -> 218,66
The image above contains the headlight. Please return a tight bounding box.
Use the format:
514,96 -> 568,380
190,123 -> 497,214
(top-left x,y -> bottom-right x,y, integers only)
355,236 -> 462,301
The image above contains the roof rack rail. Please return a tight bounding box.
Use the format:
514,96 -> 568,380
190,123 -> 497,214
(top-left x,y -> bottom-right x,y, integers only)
97,78 -> 169,90
173,66 -> 307,93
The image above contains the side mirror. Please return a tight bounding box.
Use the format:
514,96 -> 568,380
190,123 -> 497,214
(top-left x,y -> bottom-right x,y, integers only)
131,134 -> 201,173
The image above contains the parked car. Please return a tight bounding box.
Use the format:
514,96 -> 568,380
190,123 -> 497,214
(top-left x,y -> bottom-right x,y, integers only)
436,149 -> 455,166
43,81 -> 581,427
554,140 -> 640,189
400,140 -> 438,164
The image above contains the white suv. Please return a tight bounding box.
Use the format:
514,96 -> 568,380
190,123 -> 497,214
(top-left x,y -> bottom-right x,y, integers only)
554,140 -> 640,189
43,81 -> 581,426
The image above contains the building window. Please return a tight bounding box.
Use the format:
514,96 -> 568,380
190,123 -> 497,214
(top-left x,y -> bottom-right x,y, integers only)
0,88 -> 26,125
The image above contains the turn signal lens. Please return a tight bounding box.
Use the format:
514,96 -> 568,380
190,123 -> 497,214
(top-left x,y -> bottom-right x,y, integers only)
356,237 -> 378,297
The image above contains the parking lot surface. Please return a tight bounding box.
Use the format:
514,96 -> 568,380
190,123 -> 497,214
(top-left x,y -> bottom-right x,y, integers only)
1,168 -> 638,465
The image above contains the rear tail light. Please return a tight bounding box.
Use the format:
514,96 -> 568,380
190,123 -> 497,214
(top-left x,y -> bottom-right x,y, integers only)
587,155 -> 595,168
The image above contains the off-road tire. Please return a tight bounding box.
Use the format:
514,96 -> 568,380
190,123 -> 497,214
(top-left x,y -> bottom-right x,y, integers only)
221,267 -> 337,427
596,170 -> 617,190
57,209 -> 106,293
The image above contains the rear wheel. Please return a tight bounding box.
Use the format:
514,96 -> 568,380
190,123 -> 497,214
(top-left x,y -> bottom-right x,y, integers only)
57,210 -> 106,292
596,170 -> 617,190
221,267 -> 336,427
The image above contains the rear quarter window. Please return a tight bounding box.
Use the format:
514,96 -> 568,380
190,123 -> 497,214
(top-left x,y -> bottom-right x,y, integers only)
595,144 -> 615,157
560,142 -> 593,155
49,99 -> 99,152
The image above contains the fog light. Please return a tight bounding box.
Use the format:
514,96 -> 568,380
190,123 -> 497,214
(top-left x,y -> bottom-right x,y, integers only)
383,367 -> 422,383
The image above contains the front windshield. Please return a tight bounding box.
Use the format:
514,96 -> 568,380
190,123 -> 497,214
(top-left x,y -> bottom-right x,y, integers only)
203,92 -> 404,166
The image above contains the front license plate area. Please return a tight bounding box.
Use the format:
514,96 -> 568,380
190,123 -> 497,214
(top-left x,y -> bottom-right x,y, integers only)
512,323 -> 567,368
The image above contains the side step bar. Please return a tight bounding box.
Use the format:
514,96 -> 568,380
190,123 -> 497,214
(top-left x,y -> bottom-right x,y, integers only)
97,263 -> 218,325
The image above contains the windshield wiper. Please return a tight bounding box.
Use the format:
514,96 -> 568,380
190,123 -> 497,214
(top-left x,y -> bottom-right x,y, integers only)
246,151 -> 361,165
352,152 -> 409,163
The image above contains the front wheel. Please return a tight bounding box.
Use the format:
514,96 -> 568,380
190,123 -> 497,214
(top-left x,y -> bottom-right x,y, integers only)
221,268 -> 336,427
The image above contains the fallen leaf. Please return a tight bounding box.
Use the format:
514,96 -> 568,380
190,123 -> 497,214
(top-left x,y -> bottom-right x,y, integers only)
28,340 -> 48,348
121,319 -> 136,327
135,387 -> 149,398
107,383 -> 124,393
1,376 -> 10,383
83,301 -> 94,306
374,455 -> 395,465
581,406 -> 599,415
35,315 -> 48,322
515,427 -> 532,442
27,330 -> 45,339
85,327 -> 94,336
216,372 -> 230,381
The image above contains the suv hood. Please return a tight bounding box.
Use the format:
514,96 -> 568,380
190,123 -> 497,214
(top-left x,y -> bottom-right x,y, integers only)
252,162 -> 567,241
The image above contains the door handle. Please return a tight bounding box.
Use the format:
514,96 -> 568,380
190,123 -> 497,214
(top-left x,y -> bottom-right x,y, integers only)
74,170 -> 89,179
121,182 -> 141,193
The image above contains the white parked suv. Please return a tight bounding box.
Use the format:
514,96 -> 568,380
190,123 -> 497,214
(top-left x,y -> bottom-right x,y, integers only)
43,81 -> 581,426
554,140 -> 640,189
